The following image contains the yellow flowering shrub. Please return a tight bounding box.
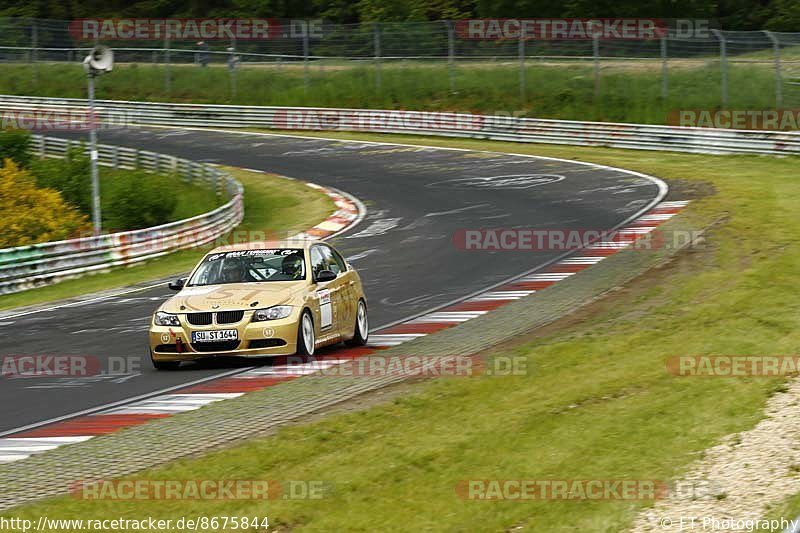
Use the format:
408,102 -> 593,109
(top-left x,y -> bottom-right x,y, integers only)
0,159 -> 90,248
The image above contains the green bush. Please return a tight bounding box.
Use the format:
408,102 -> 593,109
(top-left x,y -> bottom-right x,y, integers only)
29,146 -> 91,214
102,170 -> 178,231
0,129 -> 32,168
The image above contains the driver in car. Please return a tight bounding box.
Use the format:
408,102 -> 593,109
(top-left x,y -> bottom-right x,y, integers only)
221,258 -> 246,283
281,253 -> 304,280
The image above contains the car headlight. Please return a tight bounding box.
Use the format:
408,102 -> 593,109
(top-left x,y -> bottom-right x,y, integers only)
252,305 -> 293,321
154,311 -> 181,326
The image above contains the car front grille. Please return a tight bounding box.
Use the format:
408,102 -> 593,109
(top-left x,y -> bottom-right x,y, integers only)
186,311 -> 245,325
187,312 -> 213,326
216,310 -> 244,324
191,341 -> 241,352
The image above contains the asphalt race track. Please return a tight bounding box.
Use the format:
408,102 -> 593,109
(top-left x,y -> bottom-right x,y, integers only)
0,128 -> 665,435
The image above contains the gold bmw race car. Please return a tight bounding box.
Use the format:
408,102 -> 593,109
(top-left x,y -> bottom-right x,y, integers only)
148,241 -> 368,370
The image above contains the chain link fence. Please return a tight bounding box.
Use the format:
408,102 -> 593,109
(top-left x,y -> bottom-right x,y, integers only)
1,18 -> 799,112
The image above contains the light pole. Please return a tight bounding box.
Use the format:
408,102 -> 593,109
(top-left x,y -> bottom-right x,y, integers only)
82,46 -> 114,236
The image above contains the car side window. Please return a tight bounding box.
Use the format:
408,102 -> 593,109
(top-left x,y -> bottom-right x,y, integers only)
310,247 -> 328,278
323,246 -> 347,274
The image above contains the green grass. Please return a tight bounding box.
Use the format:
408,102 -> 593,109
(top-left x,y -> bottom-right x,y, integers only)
99,167 -> 222,228
164,175 -> 221,221
0,166 -> 334,311
2,60 -> 785,123
3,134 -> 797,531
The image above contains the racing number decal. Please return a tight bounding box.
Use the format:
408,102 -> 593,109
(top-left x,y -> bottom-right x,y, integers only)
317,289 -> 332,329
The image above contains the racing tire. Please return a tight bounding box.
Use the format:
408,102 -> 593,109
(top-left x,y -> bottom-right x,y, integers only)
296,310 -> 316,356
346,299 -> 369,347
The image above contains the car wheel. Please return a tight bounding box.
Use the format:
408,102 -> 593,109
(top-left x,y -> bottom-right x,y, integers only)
347,299 -> 369,347
150,350 -> 180,370
297,310 -> 315,356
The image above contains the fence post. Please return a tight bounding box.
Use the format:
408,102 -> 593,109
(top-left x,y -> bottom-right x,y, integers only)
303,31 -> 310,93
447,21 -> 455,94
518,24 -> 525,102
711,29 -> 727,107
660,35 -> 668,99
30,19 -> 38,86
593,34 -> 600,98
764,31 -> 783,108
374,23 -> 381,90
164,36 -> 171,94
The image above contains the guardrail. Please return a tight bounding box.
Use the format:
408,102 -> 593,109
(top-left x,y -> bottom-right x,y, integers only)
0,94 -> 798,156
0,134 -> 244,295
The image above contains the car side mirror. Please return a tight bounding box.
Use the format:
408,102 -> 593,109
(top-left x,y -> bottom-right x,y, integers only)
168,278 -> 186,291
315,270 -> 337,283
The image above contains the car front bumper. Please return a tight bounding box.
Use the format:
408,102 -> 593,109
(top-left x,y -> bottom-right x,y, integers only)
149,315 -> 300,362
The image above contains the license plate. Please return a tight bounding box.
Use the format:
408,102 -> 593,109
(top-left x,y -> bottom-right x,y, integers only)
191,329 -> 238,343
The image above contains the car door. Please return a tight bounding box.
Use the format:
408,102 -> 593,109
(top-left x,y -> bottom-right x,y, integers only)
309,245 -> 340,341
321,244 -> 354,337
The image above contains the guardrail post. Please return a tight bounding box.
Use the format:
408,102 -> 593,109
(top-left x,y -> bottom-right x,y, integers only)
447,21 -> 455,94
303,31 -> 310,93
764,31 -> 783,108
164,36 -> 171,94
39,135 -> 45,158
134,149 -> 140,169
711,29 -> 728,107
660,35 -> 668,99
112,145 -> 119,169
518,24 -> 526,102
374,23 -> 381,90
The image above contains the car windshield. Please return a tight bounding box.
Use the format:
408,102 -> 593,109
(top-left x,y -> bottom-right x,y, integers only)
187,249 -> 306,286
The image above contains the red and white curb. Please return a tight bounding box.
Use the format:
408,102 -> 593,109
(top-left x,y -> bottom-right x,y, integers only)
292,183 -> 363,240
236,169 -> 365,242
0,200 -> 688,464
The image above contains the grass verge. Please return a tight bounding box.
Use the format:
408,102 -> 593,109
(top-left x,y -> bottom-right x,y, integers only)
2,60 -> 783,123
0,166 -> 334,312
2,134 -> 796,531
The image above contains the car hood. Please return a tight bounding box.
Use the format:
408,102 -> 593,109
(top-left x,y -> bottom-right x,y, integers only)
160,282 -> 306,313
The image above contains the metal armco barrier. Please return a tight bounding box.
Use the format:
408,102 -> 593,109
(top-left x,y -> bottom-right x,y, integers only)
0,134 -> 244,295
0,94 -> 798,156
